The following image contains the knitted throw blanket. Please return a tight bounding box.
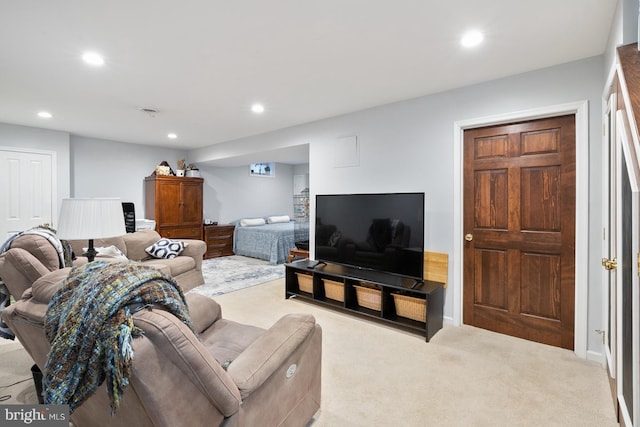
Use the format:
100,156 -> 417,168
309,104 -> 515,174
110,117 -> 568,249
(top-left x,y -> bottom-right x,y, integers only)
43,261 -> 193,413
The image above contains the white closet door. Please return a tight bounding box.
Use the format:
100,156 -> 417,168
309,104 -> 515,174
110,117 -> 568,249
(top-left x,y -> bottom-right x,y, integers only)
0,148 -> 55,240
603,94 -> 617,378
615,111 -> 640,427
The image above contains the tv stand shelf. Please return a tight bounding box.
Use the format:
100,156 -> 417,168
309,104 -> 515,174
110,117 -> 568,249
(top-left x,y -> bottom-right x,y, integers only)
285,259 -> 445,341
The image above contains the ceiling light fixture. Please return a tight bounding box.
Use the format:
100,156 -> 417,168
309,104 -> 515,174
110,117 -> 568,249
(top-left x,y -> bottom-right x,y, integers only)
82,51 -> 105,66
37,111 -> 52,119
461,30 -> 484,48
251,103 -> 265,114
167,133 -> 177,139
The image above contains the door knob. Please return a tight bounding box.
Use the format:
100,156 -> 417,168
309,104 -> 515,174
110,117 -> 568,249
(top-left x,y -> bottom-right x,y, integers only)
601,257 -> 617,271
465,234 -> 473,242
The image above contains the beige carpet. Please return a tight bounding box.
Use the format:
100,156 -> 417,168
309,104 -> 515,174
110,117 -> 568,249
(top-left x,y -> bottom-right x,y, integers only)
0,339 -> 39,405
212,279 -> 617,427
1,278 -> 618,426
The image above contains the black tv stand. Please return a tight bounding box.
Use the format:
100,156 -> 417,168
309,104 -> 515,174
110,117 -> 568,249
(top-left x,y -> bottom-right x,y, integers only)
285,259 -> 444,341
306,260 -> 326,269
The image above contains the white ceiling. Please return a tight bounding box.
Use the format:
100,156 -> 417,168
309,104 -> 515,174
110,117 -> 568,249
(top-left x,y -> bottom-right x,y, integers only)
0,1 -> 617,165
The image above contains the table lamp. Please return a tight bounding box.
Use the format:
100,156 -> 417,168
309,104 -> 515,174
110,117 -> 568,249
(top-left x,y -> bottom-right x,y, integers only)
56,198 -> 126,262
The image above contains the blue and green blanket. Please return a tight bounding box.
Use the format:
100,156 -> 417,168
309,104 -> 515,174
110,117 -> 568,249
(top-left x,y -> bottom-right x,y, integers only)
43,261 -> 193,413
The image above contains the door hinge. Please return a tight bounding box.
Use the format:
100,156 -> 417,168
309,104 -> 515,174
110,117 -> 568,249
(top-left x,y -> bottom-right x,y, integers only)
637,252 -> 640,277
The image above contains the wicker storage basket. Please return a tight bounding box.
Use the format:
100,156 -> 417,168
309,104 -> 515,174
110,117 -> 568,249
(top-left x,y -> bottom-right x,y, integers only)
296,273 -> 313,293
353,284 -> 382,311
323,278 -> 344,302
392,293 -> 427,322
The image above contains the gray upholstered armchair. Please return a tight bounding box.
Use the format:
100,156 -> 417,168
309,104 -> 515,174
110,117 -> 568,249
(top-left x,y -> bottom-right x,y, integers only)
2,269 -> 322,426
0,232 -> 64,299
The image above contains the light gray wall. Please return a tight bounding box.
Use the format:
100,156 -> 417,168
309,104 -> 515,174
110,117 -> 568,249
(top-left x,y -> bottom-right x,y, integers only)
70,135 -> 186,219
605,0 -> 624,71
0,122 -> 71,225
199,162 -> 295,223
623,0 -> 639,44
605,0 -> 638,75
293,163 -> 310,175
190,55 -> 605,355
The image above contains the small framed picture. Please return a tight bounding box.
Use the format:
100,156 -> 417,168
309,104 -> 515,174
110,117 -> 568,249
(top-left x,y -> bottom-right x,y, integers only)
249,162 -> 275,177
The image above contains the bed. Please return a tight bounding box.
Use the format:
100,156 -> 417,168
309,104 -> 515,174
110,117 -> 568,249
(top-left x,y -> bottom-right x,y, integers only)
233,219 -> 308,264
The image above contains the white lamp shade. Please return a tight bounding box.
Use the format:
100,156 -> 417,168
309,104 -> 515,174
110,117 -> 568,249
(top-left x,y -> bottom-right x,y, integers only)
56,198 -> 126,240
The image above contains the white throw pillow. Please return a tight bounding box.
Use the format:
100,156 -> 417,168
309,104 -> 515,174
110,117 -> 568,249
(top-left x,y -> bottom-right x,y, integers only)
145,238 -> 187,259
240,218 -> 266,227
83,245 -> 128,261
267,215 -> 290,224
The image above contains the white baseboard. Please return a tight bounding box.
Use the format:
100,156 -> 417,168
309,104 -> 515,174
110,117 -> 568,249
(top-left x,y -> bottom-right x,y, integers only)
586,349 -> 605,367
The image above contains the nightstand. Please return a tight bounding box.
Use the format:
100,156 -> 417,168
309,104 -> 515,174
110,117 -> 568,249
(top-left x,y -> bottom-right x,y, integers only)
203,224 -> 235,259
288,248 -> 309,262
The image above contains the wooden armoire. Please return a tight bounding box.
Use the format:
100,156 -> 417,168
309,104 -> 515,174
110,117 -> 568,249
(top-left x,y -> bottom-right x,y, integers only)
144,175 -> 203,240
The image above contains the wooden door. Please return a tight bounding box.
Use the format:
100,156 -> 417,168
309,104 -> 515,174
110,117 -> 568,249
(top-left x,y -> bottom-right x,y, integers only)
157,181 -> 182,225
181,181 -> 202,224
463,115 -> 576,349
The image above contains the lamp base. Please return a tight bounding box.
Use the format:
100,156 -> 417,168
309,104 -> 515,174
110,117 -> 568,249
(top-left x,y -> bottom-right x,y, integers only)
83,239 -> 97,262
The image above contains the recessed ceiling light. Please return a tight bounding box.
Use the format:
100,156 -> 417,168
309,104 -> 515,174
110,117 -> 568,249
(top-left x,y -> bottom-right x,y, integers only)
37,111 -> 52,119
461,30 -> 484,48
167,133 -> 177,139
251,103 -> 265,114
82,51 -> 105,66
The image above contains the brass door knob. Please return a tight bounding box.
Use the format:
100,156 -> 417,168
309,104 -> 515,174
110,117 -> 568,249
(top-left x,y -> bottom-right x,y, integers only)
601,257 -> 617,271
465,234 -> 473,242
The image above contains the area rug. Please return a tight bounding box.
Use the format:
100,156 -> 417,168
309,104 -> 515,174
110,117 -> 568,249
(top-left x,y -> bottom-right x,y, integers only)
189,256 -> 285,297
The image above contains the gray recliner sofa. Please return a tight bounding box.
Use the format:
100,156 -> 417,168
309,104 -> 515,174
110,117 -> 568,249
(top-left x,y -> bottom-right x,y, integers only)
0,229 -> 206,299
2,268 -> 322,426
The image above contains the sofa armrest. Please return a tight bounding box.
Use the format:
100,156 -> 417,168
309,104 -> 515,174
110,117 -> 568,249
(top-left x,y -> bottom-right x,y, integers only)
226,313 -> 317,399
185,293 -> 222,333
0,248 -> 52,299
175,239 -> 206,271
133,309 -> 241,417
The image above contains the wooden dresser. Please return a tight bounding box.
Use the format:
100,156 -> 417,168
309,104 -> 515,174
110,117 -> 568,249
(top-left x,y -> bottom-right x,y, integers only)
203,224 -> 235,259
144,176 -> 203,240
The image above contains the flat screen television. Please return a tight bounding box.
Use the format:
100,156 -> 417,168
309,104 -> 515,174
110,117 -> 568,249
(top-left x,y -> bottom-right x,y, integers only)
315,192 -> 424,280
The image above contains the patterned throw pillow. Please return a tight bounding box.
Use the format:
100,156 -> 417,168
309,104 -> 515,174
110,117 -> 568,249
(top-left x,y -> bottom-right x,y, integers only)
145,238 -> 187,259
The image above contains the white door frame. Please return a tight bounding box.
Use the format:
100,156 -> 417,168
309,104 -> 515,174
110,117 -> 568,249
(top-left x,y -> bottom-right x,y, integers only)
452,100 -> 589,359
603,93 -> 617,376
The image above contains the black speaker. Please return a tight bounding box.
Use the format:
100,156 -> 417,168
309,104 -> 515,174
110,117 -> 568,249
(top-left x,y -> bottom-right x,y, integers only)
122,202 -> 136,233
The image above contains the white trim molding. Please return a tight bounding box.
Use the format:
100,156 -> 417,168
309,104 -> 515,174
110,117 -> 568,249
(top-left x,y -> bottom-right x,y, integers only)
452,101 -> 589,359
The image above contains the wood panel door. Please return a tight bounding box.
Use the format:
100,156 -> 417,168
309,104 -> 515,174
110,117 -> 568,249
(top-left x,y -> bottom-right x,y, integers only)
463,115 -> 576,349
181,181 -> 203,224
157,181 -> 182,225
